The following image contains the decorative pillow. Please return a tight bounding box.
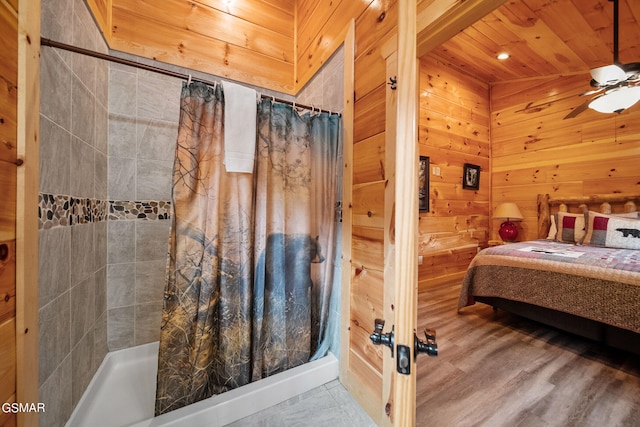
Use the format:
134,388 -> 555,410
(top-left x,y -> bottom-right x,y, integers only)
583,211 -> 640,249
612,211 -> 640,219
555,211 -> 586,244
546,215 -> 557,239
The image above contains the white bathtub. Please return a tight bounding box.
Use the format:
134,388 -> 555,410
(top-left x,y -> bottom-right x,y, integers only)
66,342 -> 339,427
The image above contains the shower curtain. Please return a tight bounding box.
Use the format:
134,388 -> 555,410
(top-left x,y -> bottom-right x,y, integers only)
155,82 -> 340,415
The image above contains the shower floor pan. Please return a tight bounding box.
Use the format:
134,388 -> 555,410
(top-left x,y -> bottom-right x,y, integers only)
66,342 -> 339,427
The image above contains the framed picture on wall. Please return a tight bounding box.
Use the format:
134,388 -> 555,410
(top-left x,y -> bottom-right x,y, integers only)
419,156 -> 429,212
462,163 -> 480,190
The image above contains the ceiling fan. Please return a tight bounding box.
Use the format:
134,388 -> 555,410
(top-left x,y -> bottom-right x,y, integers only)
564,0 -> 640,119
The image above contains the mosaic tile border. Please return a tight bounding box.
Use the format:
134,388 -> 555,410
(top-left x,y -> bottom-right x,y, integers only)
39,193 -> 171,230
109,200 -> 171,221
39,194 -> 108,230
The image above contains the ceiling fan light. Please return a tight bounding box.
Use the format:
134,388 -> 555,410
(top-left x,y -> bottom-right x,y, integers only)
588,86 -> 640,113
590,64 -> 626,85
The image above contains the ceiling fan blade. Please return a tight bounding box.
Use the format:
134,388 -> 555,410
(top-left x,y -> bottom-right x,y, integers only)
564,96 -> 599,119
590,64 -> 626,85
580,87 -> 605,97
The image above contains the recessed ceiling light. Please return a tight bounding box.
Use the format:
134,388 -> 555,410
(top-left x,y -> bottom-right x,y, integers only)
496,52 -> 510,60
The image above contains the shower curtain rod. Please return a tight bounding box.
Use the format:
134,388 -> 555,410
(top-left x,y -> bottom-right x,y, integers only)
40,37 -> 340,116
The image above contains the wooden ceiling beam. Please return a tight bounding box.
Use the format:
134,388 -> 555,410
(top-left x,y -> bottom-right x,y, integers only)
416,0 -> 507,58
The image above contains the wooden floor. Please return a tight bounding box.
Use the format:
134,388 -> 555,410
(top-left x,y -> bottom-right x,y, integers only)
415,279 -> 640,427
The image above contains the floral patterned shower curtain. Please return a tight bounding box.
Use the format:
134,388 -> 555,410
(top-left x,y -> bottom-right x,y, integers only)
155,82 -> 340,415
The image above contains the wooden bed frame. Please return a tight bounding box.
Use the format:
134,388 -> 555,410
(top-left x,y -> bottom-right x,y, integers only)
475,193 -> 640,355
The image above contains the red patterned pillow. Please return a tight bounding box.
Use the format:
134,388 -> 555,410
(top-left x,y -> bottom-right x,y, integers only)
555,211 -> 586,244
583,211 -> 640,249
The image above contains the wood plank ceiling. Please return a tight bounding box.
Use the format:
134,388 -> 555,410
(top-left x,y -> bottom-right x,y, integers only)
428,0 -> 640,84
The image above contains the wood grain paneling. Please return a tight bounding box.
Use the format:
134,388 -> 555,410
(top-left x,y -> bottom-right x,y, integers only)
0,162 -> 16,243
429,0 -> 640,84
115,0 -> 293,62
108,0 -> 294,93
295,0 -> 370,90
417,55 -> 490,291
354,84 -> 386,142
354,0 -> 398,60
352,226 -> 384,271
347,349 -> 383,416
490,73 -> 640,242
0,3 -> 18,165
353,133 -> 386,185
0,318 -> 16,406
354,44 -> 386,102
202,0 -> 294,36
5,0 -> 17,13
0,241 -> 16,324
0,3 -> 17,424
0,397 -> 16,427
350,268 -> 384,373
417,246 -> 476,289
353,181 -> 386,228
296,0 -> 341,53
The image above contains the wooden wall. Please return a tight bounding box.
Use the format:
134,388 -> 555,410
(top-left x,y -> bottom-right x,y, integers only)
107,0 -> 295,94
491,74 -> 640,241
417,55 -> 490,292
93,0 -> 427,96
0,1 -> 18,425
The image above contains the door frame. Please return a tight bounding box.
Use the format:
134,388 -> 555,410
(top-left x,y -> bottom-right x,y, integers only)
339,0 -> 508,425
16,0 -> 40,426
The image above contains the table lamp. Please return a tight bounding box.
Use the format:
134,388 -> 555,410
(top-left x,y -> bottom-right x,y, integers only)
494,202 -> 523,242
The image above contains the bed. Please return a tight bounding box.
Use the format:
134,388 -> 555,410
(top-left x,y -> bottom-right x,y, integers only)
458,193 -> 640,355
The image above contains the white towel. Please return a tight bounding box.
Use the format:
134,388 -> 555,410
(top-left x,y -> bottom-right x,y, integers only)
222,81 -> 257,173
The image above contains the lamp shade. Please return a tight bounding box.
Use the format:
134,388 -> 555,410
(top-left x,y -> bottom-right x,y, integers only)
493,202 -> 523,220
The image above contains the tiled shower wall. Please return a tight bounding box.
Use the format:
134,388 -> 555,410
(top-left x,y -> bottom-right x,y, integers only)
105,62 -> 181,350
38,1 -> 109,426
296,45 -> 345,115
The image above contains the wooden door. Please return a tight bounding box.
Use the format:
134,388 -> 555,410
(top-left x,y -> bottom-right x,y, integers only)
340,1 -> 420,425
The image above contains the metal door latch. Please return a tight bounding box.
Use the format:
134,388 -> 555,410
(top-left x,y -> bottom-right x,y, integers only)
369,318 -> 394,357
415,328 -> 438,359
370,320 -> 438,375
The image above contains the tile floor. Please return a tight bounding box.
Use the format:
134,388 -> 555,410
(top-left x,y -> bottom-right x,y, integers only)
227,380 -> 376,427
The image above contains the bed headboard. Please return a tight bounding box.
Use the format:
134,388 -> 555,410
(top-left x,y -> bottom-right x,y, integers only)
537,193 -> 640,239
